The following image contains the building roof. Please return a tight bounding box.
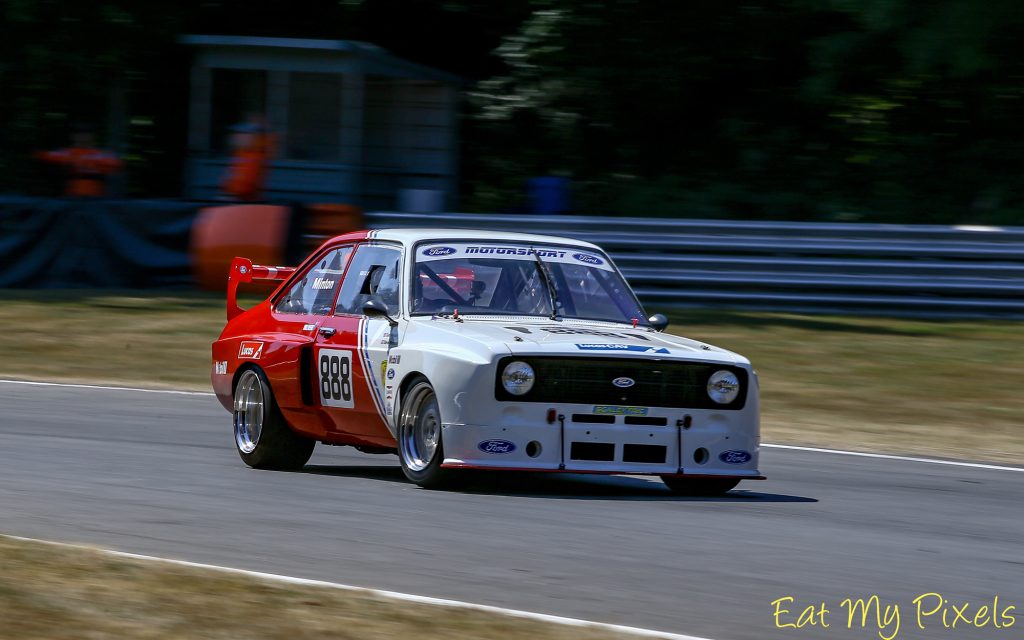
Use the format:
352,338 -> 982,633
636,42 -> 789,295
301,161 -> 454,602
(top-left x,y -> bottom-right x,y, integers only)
180,35 -> 462,84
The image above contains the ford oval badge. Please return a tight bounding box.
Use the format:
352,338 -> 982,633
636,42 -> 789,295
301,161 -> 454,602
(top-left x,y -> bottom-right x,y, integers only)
572,252 -> 604,265
719,450 -> 752,464
478,439 -> 516,454
423,246 -> 456,257
612,377 -> 635,388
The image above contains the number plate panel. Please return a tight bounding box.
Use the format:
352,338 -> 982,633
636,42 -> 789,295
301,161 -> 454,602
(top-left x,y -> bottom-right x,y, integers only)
318,348 -> 355,408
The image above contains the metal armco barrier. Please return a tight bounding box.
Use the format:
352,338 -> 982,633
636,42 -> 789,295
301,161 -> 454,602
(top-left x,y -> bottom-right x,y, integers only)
366,212 -> 1024,316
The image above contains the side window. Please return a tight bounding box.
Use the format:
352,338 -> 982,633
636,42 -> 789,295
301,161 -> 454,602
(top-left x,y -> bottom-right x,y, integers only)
276,246 -> 352,315
335,244 -> 402,315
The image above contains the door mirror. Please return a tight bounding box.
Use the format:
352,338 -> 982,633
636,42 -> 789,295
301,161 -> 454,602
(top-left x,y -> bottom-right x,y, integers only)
362,298 -> 398,327
648,313 -> 669,332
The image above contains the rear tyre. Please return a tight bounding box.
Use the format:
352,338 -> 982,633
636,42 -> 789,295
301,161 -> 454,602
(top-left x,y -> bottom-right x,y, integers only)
234,367 -> 315,470
660,476 -> 740,496
397,378 -> 453,489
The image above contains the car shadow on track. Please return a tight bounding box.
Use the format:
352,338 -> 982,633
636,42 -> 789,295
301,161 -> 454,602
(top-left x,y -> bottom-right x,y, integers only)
454,473 -> 817,502
299,464 -> 410,484
300,465 -> 817,502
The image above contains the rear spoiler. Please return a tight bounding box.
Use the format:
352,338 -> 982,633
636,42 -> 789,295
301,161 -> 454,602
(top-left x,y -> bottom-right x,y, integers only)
227,257 -> 296,320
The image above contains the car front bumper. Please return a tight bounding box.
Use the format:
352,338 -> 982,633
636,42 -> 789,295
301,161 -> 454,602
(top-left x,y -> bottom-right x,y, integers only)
439,403 -> 761,478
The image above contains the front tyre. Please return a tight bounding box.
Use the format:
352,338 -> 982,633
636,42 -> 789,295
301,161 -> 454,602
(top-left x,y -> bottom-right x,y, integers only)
660,476 -> 740,496
234,367 -> 315,470
397,379 -> 452,488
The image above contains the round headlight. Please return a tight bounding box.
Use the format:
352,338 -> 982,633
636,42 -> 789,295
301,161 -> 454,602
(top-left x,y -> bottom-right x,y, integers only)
707,370 -> 740,404
502,361 -> 535,396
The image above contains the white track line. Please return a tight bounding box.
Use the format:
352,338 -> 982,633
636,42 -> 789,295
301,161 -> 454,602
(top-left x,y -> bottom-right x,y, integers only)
2,379 -> 1020,473
761,443 -> 1023,472
3,534 -> 710,640
0,379 -> 214,396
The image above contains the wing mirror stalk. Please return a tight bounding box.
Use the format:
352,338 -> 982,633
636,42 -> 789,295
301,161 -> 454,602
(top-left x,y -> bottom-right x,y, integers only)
362,299 -> 399,327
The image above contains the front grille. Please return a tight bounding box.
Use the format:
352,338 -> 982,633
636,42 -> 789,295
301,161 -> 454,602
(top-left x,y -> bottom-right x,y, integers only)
572,413 -> 615,424
623,444 -> 667,464
495,356 -> 748,410
570,442 -> 615,461
624,416 -> 668,426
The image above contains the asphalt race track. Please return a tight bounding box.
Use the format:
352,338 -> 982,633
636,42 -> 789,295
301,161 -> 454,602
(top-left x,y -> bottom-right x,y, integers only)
1,381 -> 1021,640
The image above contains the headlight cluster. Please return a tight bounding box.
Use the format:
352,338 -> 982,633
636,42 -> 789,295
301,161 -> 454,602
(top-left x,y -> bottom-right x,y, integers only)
501,361 -> 535,396
707,369 -> 740,404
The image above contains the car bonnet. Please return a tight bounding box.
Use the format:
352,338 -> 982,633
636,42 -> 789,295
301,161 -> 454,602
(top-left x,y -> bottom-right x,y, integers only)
426,318 -> 749,365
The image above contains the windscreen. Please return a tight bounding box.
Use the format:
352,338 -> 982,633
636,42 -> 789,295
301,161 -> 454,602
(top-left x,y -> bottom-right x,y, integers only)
413,243 -> 647,325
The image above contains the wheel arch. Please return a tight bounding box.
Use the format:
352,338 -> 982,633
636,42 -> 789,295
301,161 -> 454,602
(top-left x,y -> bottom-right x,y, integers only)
396,371 -> 429,414
388,348 -> 500,429
233,360 -> 324,443
394,372 -> 452,488
230,363 -> 316,470
232,362 -> 262,399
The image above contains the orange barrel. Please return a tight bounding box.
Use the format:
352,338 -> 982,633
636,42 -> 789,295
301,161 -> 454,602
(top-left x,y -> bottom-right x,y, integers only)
303,203 -> 364,251
190,204 -> 292,291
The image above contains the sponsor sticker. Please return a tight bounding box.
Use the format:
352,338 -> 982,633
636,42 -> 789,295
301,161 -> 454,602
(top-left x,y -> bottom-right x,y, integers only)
318,348 -> 354,409
466,246 -> 564,258
719,450 -> 752,464
422,246 -> 457,257
214,361 -> 227,375
478,439 -> 516,454
417,244 -> 614,271
576,343 -> 669,354
388,354 -> 401,364
312,277 -> 335,290
572,252 -> 604,265
543,327 -> 649,340
238,341 -> 264,359
387,368 -> 396,380
302,323 -> 317,331
593,405 -> 649,416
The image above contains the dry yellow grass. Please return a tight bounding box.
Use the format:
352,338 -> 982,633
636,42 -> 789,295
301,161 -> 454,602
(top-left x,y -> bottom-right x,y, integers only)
0,536 -> 638,640
670,311 -> 1024,463
0,291 -> 1020,462
0,292 -> 226,390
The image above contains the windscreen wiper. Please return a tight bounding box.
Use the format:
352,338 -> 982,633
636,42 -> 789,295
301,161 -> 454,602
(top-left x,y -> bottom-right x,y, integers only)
530,247 -> 560,320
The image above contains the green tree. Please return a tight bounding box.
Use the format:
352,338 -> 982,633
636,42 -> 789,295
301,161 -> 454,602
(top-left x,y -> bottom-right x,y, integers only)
464,0 -> 1024,223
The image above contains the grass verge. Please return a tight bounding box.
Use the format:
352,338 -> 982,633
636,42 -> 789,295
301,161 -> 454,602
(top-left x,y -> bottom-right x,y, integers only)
0,291 -> 1020,462
673,310 -> 1023,463
0,291 -> 226,390
0,536 -> 642,640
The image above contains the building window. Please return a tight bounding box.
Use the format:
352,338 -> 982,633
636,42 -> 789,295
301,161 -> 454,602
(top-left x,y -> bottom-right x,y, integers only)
287,72 -> 341,161
209,69 -> 267,153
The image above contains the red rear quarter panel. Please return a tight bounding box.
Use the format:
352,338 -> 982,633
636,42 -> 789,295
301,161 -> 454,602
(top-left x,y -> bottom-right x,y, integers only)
212,299 -> 274,409
213,303 -> 331,438
212,230 -> 373,438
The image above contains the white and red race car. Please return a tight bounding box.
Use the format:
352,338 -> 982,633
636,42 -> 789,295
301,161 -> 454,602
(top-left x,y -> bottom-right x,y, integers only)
212,229 -> 762,494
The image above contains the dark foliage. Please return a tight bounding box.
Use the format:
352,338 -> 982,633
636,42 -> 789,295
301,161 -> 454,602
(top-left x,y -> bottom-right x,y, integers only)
1,0 -> 1022,222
